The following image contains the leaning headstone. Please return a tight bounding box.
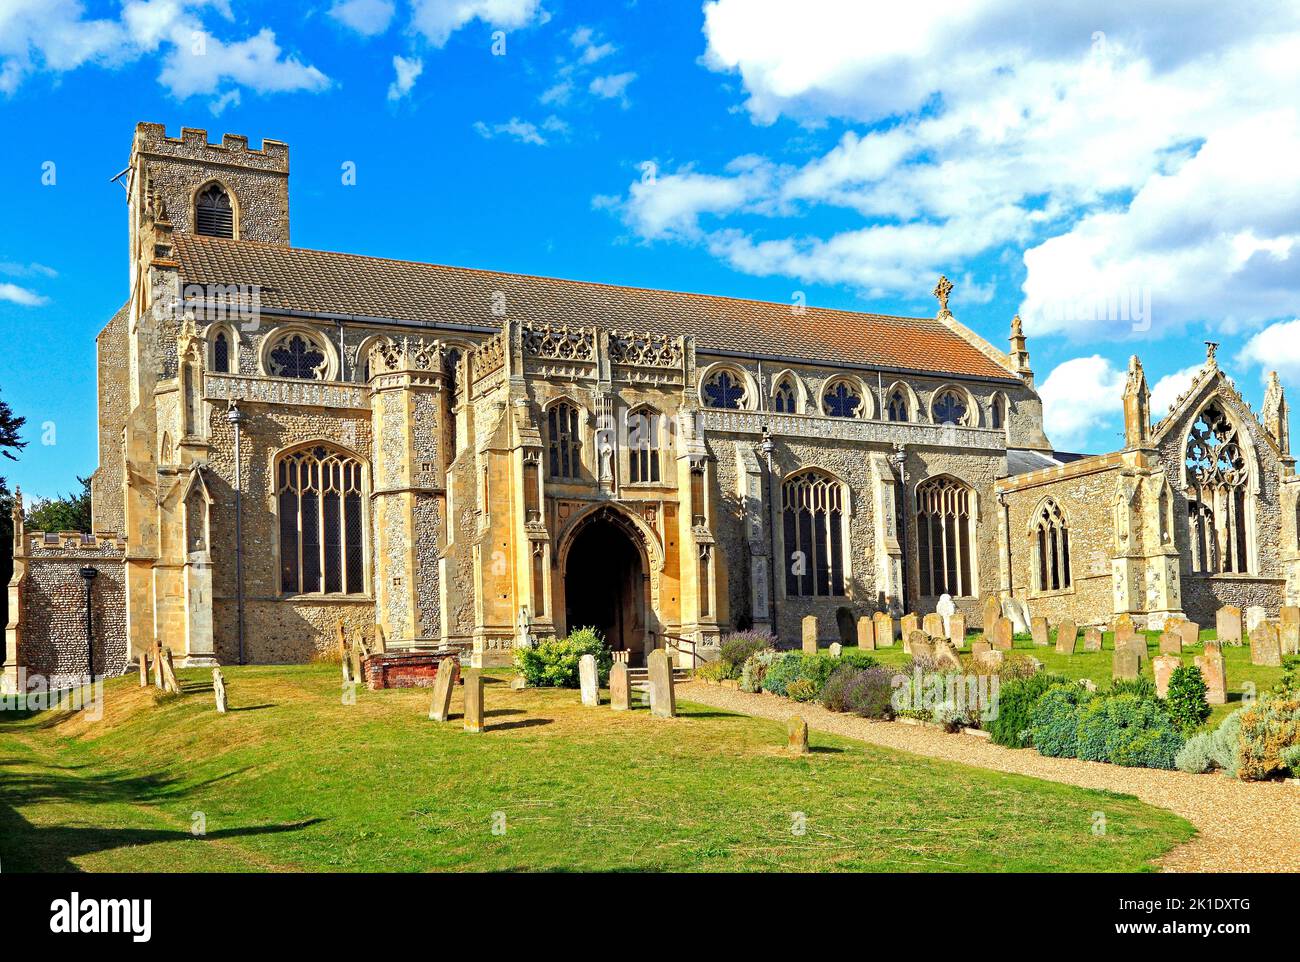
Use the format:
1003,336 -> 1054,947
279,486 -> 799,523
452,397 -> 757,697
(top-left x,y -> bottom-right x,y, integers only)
900,613 -> 919,639
801,615 -> 819,654
990,617 -> 1014,651
648,649 -> 676,718
429,657 -> 460,722
1054,618 -> 1078,655
1030,616 -> 1050,647
936,593 -> 957,635
907,631 -> 932,661
1195,643 -> 1226,705
1245,605 -> 1267,634
1250,621 -> 1282,667
948,614 -> 967,649
212,668 -> 228,713
1082,626 -> 1103,652
463,669 -> 484,733
609,662 -> 630,711
828,642 -> 842,658
1112,647 -> 1140,682
1113,613 -> 1136,645
152,641 -> 164,689
970,640 -> 992,656
857,616 -> 876,650
1158,630 -> 1182,656
932,639 -> 962,671
982,594 -> 1001,631
923,612 -> 945,640
1216,605 -> 1242,645
1178,619 -> 1200,649
1153,654 -> 1180,698
579,653 -> 600,706
874,612 -> 896,647
137,649 -> 148,687
1282,621 -> 1300,657
787,715 -> 809,754
160,648 -> 181,694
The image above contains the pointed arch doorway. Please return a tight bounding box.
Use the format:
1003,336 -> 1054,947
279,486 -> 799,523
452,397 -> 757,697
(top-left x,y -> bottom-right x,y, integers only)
561,508 -> 651,664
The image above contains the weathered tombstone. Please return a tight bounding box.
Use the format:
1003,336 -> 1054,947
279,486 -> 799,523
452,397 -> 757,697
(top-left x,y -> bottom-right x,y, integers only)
948,614 -> 967,649
1195,643 -> 1226,704
801,615 -> 819,654
137,649 -> 148,687
212,668 -> 228,713
973,649 -> 1005,671
463,669 -> 484,733
609,662 -> 630,711
923,612 -> 945,640
990,617 -> 1013,651
578,653 -> 600,706
348,637 -> 363,687
787,715 -> 809,754
936,593 -> 957,636
981,594 -> 1001,631
1112,647 -> 1140,681
1178,619 -> 1200,649
874,612 -> 896,647
828,642 -> 842,658
152,641 -> 164,689
1082,626 -> 1104,652
932,639 -> 962,671
1282,621 -> 1300,657
428,657 -> 460,722
1005,597 -> 1030,634
1158,630 -> 1182,655
1280,605 -> 1300,631
1030,616 -> 1050,647
1054,618 -> 1078,655
337,620 -> 351,685
1153,654 -> 1180,698
1113,613 -> 1136,645
1245,605 -> 1267,634
970,640 -> 992,656
907,631 -> 932,661
1216,605 -> 1242,645
857,616 -> 876,650
900,613 -> 919,639
1250,621 -> 1282,667
1118,633 -> 1149,665
160,648 -> 181,694
835,607 -> 856,647
648,649 -> 676,718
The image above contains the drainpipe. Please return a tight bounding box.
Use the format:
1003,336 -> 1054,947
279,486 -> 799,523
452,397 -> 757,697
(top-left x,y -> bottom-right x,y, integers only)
890,442 -> 908,613
760,425 -> 779,630
78,565 -> 98,678
227,401 -> 246,665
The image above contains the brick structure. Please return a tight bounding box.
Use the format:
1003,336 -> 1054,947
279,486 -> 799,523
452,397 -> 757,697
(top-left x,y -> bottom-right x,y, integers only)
4,122 -> 1295,690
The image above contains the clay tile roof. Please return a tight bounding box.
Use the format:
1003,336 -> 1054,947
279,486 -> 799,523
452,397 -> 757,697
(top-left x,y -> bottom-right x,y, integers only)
174,234 -> 1016,380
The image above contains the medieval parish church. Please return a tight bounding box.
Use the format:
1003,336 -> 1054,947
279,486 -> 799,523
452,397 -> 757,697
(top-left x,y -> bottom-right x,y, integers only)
5,123 -> 1298,687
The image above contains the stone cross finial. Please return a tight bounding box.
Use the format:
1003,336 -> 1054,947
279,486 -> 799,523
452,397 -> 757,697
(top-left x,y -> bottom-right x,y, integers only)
933,275 -> 954,314
1205,341 -> 1219,367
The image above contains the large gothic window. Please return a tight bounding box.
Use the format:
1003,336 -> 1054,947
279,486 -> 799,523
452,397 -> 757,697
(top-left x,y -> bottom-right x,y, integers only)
627,407 -> 662,483
703,369 -> 747,409
933,389 -> 969,425
267,332 -> 327,380
782,470 -> 846,597
1186,401 -> 1251,573
195,183 -> 235,238
916,476 -> 975,597
823,379 -> 862,418
774,378 -> 797,413
887,388 -> 909,422
277,445 -> 366,595
1032,498 -> 1071,592
547,401 -> 581,478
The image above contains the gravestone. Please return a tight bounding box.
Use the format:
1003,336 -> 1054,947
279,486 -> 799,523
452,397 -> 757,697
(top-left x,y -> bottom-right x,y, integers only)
970,640 -> 992,656
1250,621 -> 1282,667
1082,626 -> 1103,652
212,668 -> 228,713
936,593 -> 957,636
1113,613 -> 1136,645
428,657 -> 460,722
337,621 -> 351,685
923,612 -> 945,640
463,669 -> 484,733
138,649 -> 148,687
160,648 -> 180,694
609,662 -> 630,711
1054,618 -> 1077,655
801,615 -> 819,654
1280,605 -> 1300,629
1245,605 -> 1267,634
982,594 -> 1001,631
990,617 -> 1014,651
787,715 -> 809,754
874,612 -> 896,647
835,607 -> 856,647
907,631 -> 932,661
828,642 -> 842,658
973,649 -> 1004,671
948,614 -> 967,649
152,641 -> 163,689
648,649 -> 676,718
579,653 -> 600,706
1158,630 -> 1182,656
1216,605 -> 1242,645
1005,597 -> 1030,634
1118,634 -> 1148,665
1030,616 -> 1050,647
1195,643 -> 1226,705
1178,619 -> 1200,649
932,639 -> 962,671
1112,647 -> 1140,682
1282,622 -> 1300,657
857,616 -> 876,650
900,613 -> 919,639
1153,654 -> 1180,698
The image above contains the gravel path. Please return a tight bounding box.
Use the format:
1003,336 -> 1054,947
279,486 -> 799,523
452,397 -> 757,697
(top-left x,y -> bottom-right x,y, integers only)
679,683 -> 1300,872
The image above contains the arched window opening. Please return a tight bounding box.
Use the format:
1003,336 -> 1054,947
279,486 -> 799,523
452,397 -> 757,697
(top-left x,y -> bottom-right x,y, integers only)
277,445 -> 366,595
991,395 -> 1003,430
268,332 -> 327,380
887,389 -> 909,422
1032,499 -> 1071,592
823,379 -> 862,418
933,389 -> 969,425
1186,401 -> 1251,573
548,402 -> 581,478
212,330 -> 231,373
774,378 -> 797,413
195,183 -> 234,238
703,369 -> 747,409
627,408 -> 662,483
916,476 -> 974,597
782,470 -> 846,597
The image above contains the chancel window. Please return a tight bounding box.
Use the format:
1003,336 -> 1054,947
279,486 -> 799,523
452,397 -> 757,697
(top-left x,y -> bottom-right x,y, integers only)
991,395 -> 1004,430
887,389 -> 909,422
268,333 -> 327,380
933,390 -> 968,425
195,183 -> 235,238
1032,498 -> 1071,592
916,476 -> 974,597
547,402 -> 581,478
782,470 -> 846,597
277,445 -> 366,595
774,378 -> 797,413
627,408 -> 662,483
212,331 -> 231,373
823,380 -> 862,418
703,369 -> 746,409
1186,401 -> 1251,573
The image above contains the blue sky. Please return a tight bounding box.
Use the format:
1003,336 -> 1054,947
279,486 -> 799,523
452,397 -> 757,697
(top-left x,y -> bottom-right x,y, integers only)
2,0 -> 1298,500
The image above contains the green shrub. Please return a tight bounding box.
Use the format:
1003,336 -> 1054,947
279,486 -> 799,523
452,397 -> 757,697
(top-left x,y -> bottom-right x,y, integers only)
1077,694 -> 1184,769
1281,744 -> 1300,776
740,649 -> 779,693
719,629 -> 776,678
1166,664 -> 1211,732
987,672 -> 1063,748
762,652 -> 839,698
1176,708 -> 1245,776
1109,676 -> 1158,701
692,660 -> 729,683
1237,692 -> 1300,780
820,665 -> 896,718
1030,683 -> 1094,757
836,649 -> 879,671
1175,732 -> 1218,774
514,627 -> 611,688
787,678 -> 820,702
760,652 -> 803,697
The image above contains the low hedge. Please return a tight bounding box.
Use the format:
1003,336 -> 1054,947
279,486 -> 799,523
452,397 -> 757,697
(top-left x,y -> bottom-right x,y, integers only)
1077,694 -> 1183,769
987,672 -> 1067,749
515,627 -> 611,688
1029,683 -> 1094,758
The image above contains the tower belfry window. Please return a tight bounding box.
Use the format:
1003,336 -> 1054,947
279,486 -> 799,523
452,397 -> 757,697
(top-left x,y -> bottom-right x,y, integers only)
195,183 -> 234,238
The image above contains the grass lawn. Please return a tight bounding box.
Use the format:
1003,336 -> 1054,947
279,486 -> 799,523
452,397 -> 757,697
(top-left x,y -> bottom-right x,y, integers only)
859,628 -> 1287,727
0,664 -> 1193,872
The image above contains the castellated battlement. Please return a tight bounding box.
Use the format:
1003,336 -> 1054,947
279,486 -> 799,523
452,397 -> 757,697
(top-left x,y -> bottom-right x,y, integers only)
133,122 -> 289,173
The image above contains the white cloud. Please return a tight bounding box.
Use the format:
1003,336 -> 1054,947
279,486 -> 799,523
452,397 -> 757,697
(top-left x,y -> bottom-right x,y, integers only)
588,71 -> 635,104
539,79 -> 572,105
473,115 -> 565,146
387,54 -> 423,101
410,0 -> 546,47
158,27 -> 329,99
328,0 -> 395,37
1149,364 -> 1202,418
0,261 -> 57,279
622,157 -> 783,240
1240,319 -> 1300,385
0,282 -> 48,307
1037,355 -> 1126,450
570,25 -> 614,64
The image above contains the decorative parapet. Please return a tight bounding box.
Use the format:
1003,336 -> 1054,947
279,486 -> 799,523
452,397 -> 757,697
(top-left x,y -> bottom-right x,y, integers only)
367,337 -> 445,386
205,373 -> 369,410
608,329 -> 684,368
700,408 -> 1006,450
522,322 -> 596,363
21,531 -> 129,558
471,329 -> 506,381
